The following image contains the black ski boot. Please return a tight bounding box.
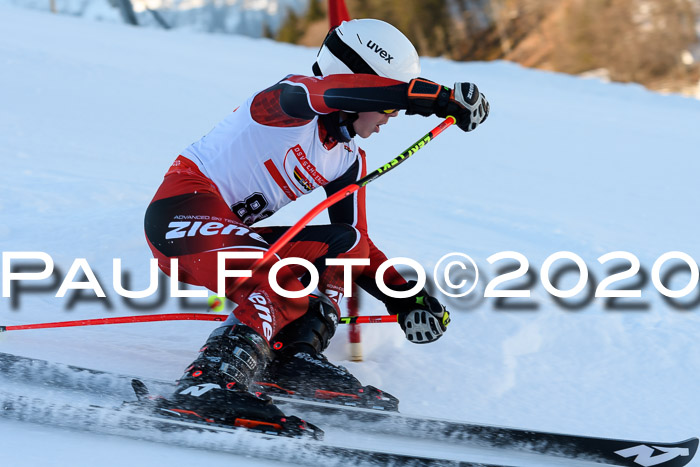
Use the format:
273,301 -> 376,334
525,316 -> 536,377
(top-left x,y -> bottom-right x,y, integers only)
151,323 -> 322,439
257,294 -> 399,411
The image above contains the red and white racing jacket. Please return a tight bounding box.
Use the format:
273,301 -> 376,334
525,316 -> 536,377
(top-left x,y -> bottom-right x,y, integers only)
180,73 -> 413,293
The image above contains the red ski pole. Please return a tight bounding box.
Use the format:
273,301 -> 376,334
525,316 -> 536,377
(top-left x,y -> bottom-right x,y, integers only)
0,313 -> 226,332
0,312 -> 396,332
231,117 -> 457,292
1,121 -> 455,336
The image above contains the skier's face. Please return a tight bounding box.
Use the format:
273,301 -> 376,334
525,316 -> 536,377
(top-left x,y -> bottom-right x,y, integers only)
353,110 -> 399,138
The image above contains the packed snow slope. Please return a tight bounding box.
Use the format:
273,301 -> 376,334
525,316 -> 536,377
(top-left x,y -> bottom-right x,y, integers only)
0,0 -> 308,37
1,4 -> 700,466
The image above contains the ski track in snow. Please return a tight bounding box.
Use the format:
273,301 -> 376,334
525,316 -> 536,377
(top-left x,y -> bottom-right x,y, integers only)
1,4 -> 700,466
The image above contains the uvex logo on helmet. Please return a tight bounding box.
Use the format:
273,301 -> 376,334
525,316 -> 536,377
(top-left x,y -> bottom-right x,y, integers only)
313,19 -> 420,83
366,40 -> 393,63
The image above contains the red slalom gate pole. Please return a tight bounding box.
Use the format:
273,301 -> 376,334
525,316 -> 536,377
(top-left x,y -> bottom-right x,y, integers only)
347,283 -> 362,361
231,117 -> 457,293
0,312 -> 396,332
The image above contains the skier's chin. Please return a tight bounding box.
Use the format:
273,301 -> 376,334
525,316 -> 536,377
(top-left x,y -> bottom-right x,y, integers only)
357,128 -> 376,139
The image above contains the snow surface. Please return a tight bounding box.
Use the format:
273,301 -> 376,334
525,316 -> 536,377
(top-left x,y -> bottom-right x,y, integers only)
0,0 -> 307,36
1,4 -> 700,466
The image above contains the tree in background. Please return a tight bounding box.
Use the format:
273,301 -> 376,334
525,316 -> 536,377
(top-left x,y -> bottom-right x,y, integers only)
551,0 -> 699,85
349,0 -> 454,57
275,0 -> 699,94
276,8 -> 304,43
277,0 -> 454,56
277,0 -> 325,44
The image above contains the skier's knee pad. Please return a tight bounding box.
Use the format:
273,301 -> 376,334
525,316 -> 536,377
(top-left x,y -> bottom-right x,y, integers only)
271,294 -> 339,355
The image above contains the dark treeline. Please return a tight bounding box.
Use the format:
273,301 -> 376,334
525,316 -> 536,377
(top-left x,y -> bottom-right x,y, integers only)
278,0 -> 700,94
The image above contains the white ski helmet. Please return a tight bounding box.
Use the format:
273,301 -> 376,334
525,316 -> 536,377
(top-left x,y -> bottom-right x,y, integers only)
313,19 -> 420,83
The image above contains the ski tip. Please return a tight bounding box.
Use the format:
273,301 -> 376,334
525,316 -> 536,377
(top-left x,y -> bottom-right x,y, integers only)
676,437 -> 699,457
672,437 -> 699,467
614,437 -> 699,467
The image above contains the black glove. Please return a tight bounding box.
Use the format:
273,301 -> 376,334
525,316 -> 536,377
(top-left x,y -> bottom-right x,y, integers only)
384,281 -> 451,344
406,78 -> 489,132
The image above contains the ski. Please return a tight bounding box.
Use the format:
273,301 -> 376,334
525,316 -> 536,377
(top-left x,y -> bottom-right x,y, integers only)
269,396 -> 698,467
0,389 -> 506,467
0,351 -> 696,467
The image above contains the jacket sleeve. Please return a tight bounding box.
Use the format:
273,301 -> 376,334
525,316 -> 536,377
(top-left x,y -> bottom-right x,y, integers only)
249,74 -> 409,127
277,74 -> 409,119
323,148 -> 408,303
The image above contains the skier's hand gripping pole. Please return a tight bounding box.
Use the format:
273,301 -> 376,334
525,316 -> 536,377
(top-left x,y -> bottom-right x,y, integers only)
406,80 -> 489,132
383,280 -> 451,344
229,116 -> 457,294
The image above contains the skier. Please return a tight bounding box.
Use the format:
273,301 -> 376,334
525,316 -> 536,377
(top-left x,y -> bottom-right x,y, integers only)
144,18 -> 489,434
